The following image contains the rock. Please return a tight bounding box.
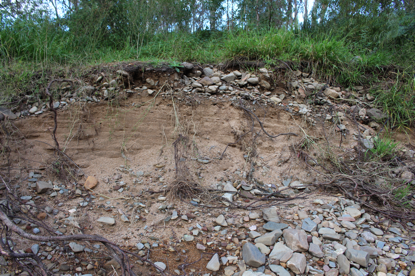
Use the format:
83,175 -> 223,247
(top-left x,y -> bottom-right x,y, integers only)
255,243 -> 270,255
69,242 -> 85,253
116,70 -> 129,77
269,265 -> 291,276
221,73 -> 236,82
361,231 -> 376,242
341,221 -> 357,229
287,253 -> 306,274
325,88 -> 340,98
367,108 -> 386,121
31,244 -> 40,255
401,171 -> 414,180
309,243 -> 324,257
146,78 -> 155,86
206,253 -> 220,271
270,97 -> 282,104
345,248 -> 370,267
224,266 -> 237,276
269,242 -> 293,263
215,215 -> 228,226
369,227 -> 384,236
181,62 -> 193,70
302,217 -> 317,232
224,183 -> 237,192
104,258 -> 120,270
147,89 -> 154,95
259,80 -> 271,90
222,193 -> 233,202
262,206 -> 280,222
192,81 -> 203,88
254,230 -> 282,246
409,269 -> 415,276
203,67 -> 214,77
36,181 -> 53,194
199,77 -> 214,86
29,106 -> 38,114
37,212 -> 47,220
81,86 -> 95,95
183,235 -> 194,242
326,268 -> 339,276
247,77 -> 259,85
154,262 -> 166,271
84,176 -> 98,189
337,254 -> 350,274
97,217 -> 115,225
344,206 -> 362,218
283,229 -> 309,251
242,242 -> 265,267
0,107 -> 17,119
263,222 -> 288,231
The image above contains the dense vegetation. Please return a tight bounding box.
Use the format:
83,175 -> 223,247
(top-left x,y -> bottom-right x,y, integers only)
1,0 -> 415,126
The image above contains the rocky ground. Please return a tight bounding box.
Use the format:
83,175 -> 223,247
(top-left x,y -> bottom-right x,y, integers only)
0,62 -> 414,276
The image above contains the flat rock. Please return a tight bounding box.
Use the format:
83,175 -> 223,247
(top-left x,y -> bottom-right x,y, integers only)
36,181 -> 53,194
215,215 -> 228,226
154,262 -> 166,271
203,67 -> 214,77
97,217 -> 115,225
69,242 -> 85,253
262,206 -> 280,222
206,253 -> 220,271
361,231 -> 376,242
263,222 -> 288,231
255,243 -> 270,255
283,229 -> 309,251
287,253 -> 306,274
269,265 -> 290,276
269,242 -> 293,263
337,254 -> 350,274
367,108 -> 386,120
254,229 -> 282,246
84,176 -> 98,189
247,77 -> 259,85
345,248 -> 370,267
242,242 -> 265,267
221,73 -> 236,82
301,217 -> 317,232
369,227 -> 384,236
0,107 -> 17,119
344,206 -> 362,218
198,77 -> 214,86
309,243 -> 324,257
324,88 -> 340,98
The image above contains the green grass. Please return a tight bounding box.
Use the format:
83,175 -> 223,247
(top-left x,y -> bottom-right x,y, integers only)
366,136 -> 399,160
1,25 -> 415,126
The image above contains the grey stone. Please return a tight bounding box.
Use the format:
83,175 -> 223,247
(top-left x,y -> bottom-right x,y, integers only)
31,244 -> 40,255
388,227 -> 402,235
81,86 -> 95,96
350,267 -> 364,276
269,242 -> 293,263
323,233 -> 342,241
283,229 -> 309,252
308,243 -> 324,257
263,222 -> 288,231
203,67 -> 214,77
242,242 -> 265,267
254,229 -> 282,246
255,243 -> 270,255
360,246 -> 379,257
344,206 -> 362,218
324,88 -> 340,98
69,242 -> 85,253
183,235 -> 194,242
154,262 -> 166,271
97,217 -> 115,225
337,254 -> 350,274
221,73 -> 236,82
198,77 -> 214,86
215,215 -> 228,226
318,227 -> 336,235
345,231 -> 358,239
206,253 -> 220,271
361,231 -> 376,242
369,227 -> 384,236
287,253 -> 306,274
367,108 -> 386,121
269,265 -> 291,276
36,181 -> 53,194
259,80 -> 271,90
345,248 -> 370,267
247,77 -> 259,85
181,62 -> 193,70
262,206 -> 280,222
341,221 -> 356,229
301,217 -> 317,232
0,107 -> 17,120
136,243 -> 144,250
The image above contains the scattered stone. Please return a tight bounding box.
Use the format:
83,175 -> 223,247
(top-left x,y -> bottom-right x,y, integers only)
301,217 -> 317,232
254,230 -> 282,246
203,67 -> 214,77
263,222 -> 288,231
337,254 -> 350,274
242,242 -> 266,267
269,242 -> 293,263
69,242 -> 85,253
262,206 -> 280,222
84,176 -> 98,189
221,73 -> 236,82
345,248 -> 370,267
259,80 -> 271,90
287,253 -> 306,274
283,229 -> 309,251
97,217 -> 115,225
369,227 -> 384,236
309,243 -> 324,257
154,262 -> 166,272
215,215 -> 228,226
367,108 -> 386,121
325,88 -> 340,98
206,253 -> 220,271
183,235 -> 194,242
255,243 -> 270,255
247,77 -> 259,85
199,77 -> 214,86
344,206 -> 362,218
269,265 -> 291,276
36,181 -> 53,194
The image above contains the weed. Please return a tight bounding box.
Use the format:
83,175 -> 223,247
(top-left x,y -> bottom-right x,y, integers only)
366,136 -> 399,160
393,183 -> 414,208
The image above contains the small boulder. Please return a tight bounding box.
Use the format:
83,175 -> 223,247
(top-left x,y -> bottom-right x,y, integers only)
84,176 -> 98,190
206,253 -> 220,271
287,253 -> 306,274
242,242 -> 265,267
36,181 -> 53,194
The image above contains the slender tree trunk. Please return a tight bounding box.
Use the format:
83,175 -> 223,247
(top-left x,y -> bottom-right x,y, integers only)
304,0 -> 308,25
287,0 -> 293,27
